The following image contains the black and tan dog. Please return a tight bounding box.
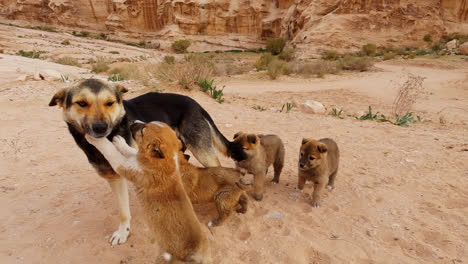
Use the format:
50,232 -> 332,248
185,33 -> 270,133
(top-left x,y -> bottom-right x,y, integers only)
86,122 -> 212,263
229,132 -> 285,201
49,79 -> 231,245
297,138 -> 340,207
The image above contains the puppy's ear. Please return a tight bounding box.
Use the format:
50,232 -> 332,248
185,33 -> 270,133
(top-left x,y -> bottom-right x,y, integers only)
115,84 -> 128,94
301,138 -> 311,145
49,88 -> 67,107
247,134 -> 258,144
152,145 -> 165,159
317,143 -> 328,153
233,132 -> 242,140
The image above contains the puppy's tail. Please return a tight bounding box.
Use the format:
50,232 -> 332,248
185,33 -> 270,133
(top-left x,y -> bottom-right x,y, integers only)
201,108 -> 231,157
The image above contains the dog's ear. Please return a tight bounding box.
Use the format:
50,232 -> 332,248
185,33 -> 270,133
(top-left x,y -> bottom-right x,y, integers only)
301,138 -> 311,145
151,145 -> 165,159
247,134 -> 258,145
317,143 -> 328,153
233,132 -> 242,140
115,84 -> 128,95
49,89 -> 67,107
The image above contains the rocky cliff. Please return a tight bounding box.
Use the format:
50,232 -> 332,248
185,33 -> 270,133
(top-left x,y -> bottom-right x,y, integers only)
1,0 -> 467,52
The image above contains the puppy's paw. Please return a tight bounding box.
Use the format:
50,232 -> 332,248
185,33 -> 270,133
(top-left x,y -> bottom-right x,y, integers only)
271,179 -> 279,184
326,185 -> 334,191
311,200 -> 321,208
112,135 -> 126,147
208,219 -> 219,227
253,193 -> 263,201
236,206 -> 247,214
109,223 -> 130,246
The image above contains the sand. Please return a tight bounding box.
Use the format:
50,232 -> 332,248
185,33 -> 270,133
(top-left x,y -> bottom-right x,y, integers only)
0,25 -> 467,264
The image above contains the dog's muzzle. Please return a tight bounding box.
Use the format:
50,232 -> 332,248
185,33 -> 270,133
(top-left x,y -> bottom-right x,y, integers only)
88,122 -> 109,138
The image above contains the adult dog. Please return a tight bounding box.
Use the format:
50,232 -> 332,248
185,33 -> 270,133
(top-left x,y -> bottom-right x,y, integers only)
49,79 -> 231,245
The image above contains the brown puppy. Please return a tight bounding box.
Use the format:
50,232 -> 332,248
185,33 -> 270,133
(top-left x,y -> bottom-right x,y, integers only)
86,122 -> 211,263
179,161 -> 250,227
230,132 -> 285,201
297,138 -> 340,207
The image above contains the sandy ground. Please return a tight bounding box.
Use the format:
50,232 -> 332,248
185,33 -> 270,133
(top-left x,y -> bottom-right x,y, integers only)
0,25 -> 468,264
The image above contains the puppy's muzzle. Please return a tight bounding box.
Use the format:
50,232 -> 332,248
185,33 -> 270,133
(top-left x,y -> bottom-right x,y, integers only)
299,162 -> 305,169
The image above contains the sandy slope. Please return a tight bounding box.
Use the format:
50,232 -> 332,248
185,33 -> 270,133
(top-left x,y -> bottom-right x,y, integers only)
1,36 -> 468,264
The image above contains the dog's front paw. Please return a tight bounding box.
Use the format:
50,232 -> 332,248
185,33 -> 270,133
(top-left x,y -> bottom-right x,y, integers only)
311,199 -> 321,208
326,185 -> 334,191
271,179 -> 279,184
109,222 -> 130,246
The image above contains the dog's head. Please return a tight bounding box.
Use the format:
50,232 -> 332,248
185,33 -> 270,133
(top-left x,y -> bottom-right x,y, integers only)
229,132 -> 259,162
299,138 -> 328,171
49,79 -> 128,138
130,121 -> 185,172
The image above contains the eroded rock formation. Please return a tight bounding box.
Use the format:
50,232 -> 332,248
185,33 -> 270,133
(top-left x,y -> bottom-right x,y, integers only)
0,0 -> 467,51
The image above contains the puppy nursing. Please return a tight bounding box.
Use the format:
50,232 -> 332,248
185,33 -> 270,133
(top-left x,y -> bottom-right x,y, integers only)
297,138 -> 340,207
86,122 -> 211,263
230,132 -> 285,201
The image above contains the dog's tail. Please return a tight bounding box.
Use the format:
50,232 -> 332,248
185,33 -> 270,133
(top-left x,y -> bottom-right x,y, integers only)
201,108 -> 231,157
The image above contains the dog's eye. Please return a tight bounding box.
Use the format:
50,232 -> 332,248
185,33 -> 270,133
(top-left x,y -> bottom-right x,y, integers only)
106,101 -> 115,107
309,156 -> 315,161
76,101 -> 88,107
300,152 -> 303,157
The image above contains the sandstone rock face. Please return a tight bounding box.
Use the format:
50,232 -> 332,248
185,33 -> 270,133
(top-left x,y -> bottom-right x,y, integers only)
459,42 -> 468,54
0,0 -> 467,52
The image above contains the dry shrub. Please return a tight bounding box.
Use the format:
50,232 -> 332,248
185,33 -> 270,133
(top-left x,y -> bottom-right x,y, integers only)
109,64 -> 146,81
392,73 -> 426,117
215,63 -> 250,76
254,53 -> 275,70
294,61 -> 341,77
383,52 -> 397,60
156,54 -> 213,89
322,50 -> 340,61
339,55 -> 374,71
54,56 -> 81,67
91,56 -> 110,73
278,47 -> 295,61
362,43 -> 377,56
172,40 -> 191,54
266,38 -> 286,55
267,60 -> 286,80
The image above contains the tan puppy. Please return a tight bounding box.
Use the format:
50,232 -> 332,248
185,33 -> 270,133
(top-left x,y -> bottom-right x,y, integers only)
230,132 -> 285,201
179,161 -> 250,227
86,122 -> 211,264
297,138 -> 340,207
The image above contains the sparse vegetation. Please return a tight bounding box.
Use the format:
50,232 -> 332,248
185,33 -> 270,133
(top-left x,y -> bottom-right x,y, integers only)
61,39 -> 70,45
266,38 -> 286,55
197,78 -> 225,103
430,42 -> 445,53
330,108 -> 344,119
163,55 -> 175,64
423,34 -> 432,43
278,47 -> 295,61
280,102 -> 294,113
109,64 -> 146,81
60,75 -> 69,83
443,32 -> 468,44
383,52 -> 397,60
26,25 -> 56,32
156,54 -> 213,89
252,105 -> 267,111
392,73 -> 426,118
267,60 -> 286,80
394,112 -> 420,127
254,53 -> 276,70
53,56 -> 81,67
172,40 -> 191,54
362,43 -> 377,56
295,61 -> 341,77
358,106 -> 389,122
16,50 -> 45,59
339,55 -> 374,72
72,31 -> 89,38
322,50 -> 340,61
109,51 -> 120,54
108,74 -> 124,82
91,56 -> 110,73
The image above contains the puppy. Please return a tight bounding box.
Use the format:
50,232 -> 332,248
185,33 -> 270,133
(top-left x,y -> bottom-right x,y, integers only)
178,159 -> 251,227
297,138 -> 340,207
86,122 -> 211,263
230,132 -> 285,201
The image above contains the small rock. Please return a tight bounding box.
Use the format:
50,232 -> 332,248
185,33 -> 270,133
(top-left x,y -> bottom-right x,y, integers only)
459,42 -> 468,55
446,39 -> 458,50
300,100 -> 325,114
265,212 -> 284,219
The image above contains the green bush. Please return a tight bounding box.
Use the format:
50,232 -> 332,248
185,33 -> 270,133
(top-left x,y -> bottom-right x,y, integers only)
278,47 -> 295,61
197,79 -> 225,103
383,52 -> 397,60
266,60 -> 286,80
266,38 -> 286,55
108,74 -> 124,82
254,53 -> 275,70
339,55 -> 374,72
423,34 -> 432,43
54,56 -> 81,67
16,50 -> 45,59
322,50 -> 340,61
362,44 -> 377,56
172,40 -> 191,54
163,55 -> 175,64
109,51 -> 120,54
91,56 -> 110,73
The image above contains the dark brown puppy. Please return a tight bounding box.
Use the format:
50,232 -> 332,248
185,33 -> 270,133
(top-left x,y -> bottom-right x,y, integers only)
230,132 -> 285,201
298,138 -> 340,207
86,122 -> 211,263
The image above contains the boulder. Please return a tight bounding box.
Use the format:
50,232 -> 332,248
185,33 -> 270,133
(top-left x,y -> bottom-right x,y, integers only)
300,100 -> 326,114
459,42 -> 468,55
446,39 -> 458,50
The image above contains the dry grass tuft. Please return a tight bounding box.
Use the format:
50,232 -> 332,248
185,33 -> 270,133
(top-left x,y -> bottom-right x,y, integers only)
91,56 -> 110,73
392,73 -> 426,117
54,56 -> 81,67
156,54 -> 213,89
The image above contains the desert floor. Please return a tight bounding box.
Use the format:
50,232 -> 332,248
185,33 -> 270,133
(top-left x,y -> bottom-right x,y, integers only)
0,24 -> 467,264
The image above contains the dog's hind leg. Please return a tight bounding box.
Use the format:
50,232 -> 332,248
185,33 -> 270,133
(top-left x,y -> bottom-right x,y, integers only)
107,176 -> 131,246
272,145 -> 285,184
